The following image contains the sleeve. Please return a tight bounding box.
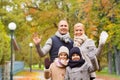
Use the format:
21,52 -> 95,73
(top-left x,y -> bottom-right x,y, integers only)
95,43 -> 104,58
80,39 -> 99,70
44,63 -> 52,79
85,39 -> 97,60
86,40 -> 99,70
88,57 -> 99,73
35,38 -> 52,57
64,67 -> 70,80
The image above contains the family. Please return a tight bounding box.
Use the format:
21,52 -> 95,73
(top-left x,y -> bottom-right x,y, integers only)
32,20 -> 108,80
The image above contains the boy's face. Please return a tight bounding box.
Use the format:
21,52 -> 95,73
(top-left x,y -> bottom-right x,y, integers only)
72,53 -> 80,61
74,26 -> 85,36
59,52 -> 68,60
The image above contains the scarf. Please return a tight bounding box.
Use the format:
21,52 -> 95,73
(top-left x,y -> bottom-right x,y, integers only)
54,58 -> 68,68
55,31 -> 71,43
74,34 -> 88,47
68,58 -> 85,68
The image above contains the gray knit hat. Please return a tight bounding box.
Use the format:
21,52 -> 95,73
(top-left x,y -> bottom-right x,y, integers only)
58,46 -> 69,56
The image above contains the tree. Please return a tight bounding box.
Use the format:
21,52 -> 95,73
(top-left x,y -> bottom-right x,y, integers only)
0,20 -> 10,65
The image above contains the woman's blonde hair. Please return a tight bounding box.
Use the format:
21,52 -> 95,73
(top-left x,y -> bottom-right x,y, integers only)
74,23 -> 85,30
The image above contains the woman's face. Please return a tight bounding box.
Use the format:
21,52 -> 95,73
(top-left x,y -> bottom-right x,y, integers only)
58,20 -> 69,35
74,26 -> 85,36
59,52 -> 68,60
72,53 -> 80,61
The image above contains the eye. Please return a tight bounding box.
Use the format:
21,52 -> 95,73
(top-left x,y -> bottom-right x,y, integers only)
60,25 -> 67,27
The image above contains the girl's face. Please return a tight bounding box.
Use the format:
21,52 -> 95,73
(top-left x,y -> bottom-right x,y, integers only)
72,53 -> 80,61
74,26 -> 85,36
59,52 -> 68,60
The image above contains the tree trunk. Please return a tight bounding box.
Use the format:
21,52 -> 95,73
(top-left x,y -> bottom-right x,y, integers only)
108,52 -> 113,74
113,46 -> 120,75
115,50 -> 120,75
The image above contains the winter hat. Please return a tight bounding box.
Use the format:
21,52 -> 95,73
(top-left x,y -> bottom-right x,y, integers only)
69,47 -> 82,59
58,46 -> 69,56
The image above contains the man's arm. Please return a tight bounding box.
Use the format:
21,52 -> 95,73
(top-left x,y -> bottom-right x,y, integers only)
35,38 -> 52,57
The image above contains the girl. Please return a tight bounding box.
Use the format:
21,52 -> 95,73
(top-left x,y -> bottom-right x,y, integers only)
44,46 -> 69,80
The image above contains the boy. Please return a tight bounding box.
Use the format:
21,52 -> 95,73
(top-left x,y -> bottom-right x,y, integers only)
65,47 -> 98,80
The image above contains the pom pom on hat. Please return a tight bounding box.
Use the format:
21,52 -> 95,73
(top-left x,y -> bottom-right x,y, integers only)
58,46 -> 69,56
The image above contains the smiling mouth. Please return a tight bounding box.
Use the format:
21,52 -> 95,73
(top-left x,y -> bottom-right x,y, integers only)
73,58 -> 79,61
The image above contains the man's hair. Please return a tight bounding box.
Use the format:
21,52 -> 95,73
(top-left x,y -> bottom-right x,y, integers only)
58,19 -> 68,27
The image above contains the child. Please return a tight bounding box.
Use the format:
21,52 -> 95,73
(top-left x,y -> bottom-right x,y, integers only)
44,46 -> 69,80
65,47 -> 98,80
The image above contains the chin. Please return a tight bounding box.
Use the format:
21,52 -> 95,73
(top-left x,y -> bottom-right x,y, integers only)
60,32 -> 67,35
73,59 -> 79,61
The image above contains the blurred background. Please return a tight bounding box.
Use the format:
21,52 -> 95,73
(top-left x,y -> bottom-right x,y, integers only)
0,0 -> 120,77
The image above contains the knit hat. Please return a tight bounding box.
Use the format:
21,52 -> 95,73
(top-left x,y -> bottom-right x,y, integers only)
58,46 -> 69,56
69,47 -> 82,59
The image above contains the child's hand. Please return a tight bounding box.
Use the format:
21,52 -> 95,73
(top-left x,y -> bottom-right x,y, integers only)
44,57 -> 51,69
44,68 -> 50,79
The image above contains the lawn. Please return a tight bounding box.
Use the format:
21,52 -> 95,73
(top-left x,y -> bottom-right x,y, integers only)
96,70 -> 120,80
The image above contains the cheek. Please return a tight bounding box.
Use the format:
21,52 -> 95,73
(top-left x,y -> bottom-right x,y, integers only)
72,57 -> 75,60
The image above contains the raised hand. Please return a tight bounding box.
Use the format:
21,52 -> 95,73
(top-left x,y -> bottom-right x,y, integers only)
32,32 -> 42,45
99,31 -> 108,45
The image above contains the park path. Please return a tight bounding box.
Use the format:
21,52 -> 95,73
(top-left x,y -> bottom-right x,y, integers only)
13,70 -> 48,80
13,70 -> 42,80
13,69 -> 117,80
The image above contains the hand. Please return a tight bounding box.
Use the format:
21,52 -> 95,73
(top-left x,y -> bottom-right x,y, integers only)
32,32 -> 42,45
44,58 -> 51,69
99,31 -> 108,45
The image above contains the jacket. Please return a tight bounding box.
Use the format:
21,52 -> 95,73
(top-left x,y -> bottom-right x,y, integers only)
44,62 -> 66,80
65,62 -> 96,80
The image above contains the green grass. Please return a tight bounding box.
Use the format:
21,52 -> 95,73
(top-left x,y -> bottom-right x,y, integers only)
24,64 -> 45,70
96,67 -> 120,79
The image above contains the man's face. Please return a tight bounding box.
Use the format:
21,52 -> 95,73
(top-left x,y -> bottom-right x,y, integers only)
74,26 -> 85,36
58,20 -> 69,35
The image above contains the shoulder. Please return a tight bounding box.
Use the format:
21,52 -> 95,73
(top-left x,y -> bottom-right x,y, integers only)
49,62 -> 56,69
84,39 -> 95,46
66,66 -> 71,70
51,35 -> 57,39
86,39 -> 94,42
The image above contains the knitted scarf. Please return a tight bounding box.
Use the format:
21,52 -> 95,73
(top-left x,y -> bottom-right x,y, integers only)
54,58 -> 68,68
55,31 -> 71,43
74,34 -> 88,47
68,58 -> 85,68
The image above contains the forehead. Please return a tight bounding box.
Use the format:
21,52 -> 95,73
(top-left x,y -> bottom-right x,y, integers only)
72,53 -> 79,56
74,24 -> 84,30
58,20 -> 68,25
59,52 -> 67,55
74,26 -> 84,31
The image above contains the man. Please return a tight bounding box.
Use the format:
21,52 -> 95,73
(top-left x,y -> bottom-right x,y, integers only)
33,20 -> 73,63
